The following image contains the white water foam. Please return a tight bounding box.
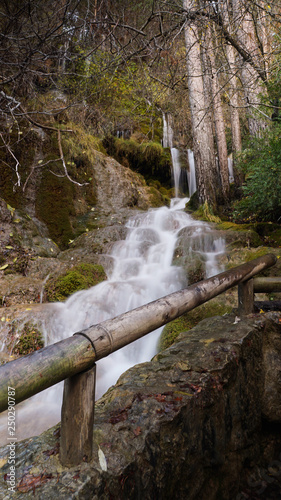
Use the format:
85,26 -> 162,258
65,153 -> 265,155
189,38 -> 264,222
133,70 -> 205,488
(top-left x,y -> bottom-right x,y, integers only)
0,199 -> 225,444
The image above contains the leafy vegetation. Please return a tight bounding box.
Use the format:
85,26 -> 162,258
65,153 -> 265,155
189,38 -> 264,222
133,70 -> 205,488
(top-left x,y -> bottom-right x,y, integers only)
233,123 -> 281,223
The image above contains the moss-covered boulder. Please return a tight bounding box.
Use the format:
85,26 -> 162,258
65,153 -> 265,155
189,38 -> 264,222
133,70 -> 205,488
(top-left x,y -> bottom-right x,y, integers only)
102,135 -> 172,188
45,263 -> 107,302
158,300 -> 233,351
7,321 -> 44,357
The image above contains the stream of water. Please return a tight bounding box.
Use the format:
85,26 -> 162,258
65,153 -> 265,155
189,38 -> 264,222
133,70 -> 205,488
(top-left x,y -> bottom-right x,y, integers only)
0,198 -> 225,444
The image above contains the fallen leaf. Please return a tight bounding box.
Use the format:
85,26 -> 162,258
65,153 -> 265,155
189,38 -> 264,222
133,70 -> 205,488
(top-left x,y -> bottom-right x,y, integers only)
200,338 -> 215,345
133,426 -> 142,436
43,443 -> 59,456
98,447 -> 107,471
17,472 -> 53,493
0,458 -> 7,468
0,264 -> 8,270
233,316 -> 241,324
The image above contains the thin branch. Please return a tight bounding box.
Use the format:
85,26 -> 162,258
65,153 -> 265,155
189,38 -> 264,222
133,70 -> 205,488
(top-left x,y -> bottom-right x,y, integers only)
19,105 -> 73,133
57,130 -> 89,187
0,132 -> 21,188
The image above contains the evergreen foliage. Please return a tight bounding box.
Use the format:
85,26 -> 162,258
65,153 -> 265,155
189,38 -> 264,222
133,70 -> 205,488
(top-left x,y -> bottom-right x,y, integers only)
233,123 -> 281,223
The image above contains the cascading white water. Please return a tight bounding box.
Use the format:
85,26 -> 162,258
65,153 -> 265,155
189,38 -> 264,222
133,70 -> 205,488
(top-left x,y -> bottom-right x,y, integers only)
162,113 -> 183,197
228,156 -> 234,183
0,199 -> 225,445
170,148 -> 181,198
187,149 -> 197,197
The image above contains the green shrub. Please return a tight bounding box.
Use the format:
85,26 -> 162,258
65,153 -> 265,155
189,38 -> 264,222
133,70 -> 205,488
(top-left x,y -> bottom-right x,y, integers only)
233,123 -> 281,222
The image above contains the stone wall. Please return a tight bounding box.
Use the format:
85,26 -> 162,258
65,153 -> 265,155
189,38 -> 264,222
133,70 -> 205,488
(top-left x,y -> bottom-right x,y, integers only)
0,312 -> 281,498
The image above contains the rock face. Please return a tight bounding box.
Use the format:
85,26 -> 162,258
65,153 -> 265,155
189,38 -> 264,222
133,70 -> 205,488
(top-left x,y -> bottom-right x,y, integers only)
1,313 -> 281,499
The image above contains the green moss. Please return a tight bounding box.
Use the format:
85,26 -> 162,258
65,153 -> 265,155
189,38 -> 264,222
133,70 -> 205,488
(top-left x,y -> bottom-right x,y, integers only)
102,136 -> 172,188
158,302 -> 232,351
244,247 -> 272,262
36,168 -> 75,249
149,186 -> 169,207
193,202 -> 221,223
45,263 -> 107,302
9,322 -> 44,356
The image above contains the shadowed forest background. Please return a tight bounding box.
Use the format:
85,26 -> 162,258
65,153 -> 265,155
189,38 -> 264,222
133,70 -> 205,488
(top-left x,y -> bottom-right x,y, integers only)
1,0 -> 281,230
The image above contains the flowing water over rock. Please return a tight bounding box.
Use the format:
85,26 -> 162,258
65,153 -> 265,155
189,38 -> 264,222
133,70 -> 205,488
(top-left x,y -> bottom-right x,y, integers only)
0,199 -> 225,444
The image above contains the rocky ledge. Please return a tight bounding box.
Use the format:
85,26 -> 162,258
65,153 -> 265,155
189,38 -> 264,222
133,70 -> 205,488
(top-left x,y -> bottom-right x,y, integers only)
0,312 -> 281,499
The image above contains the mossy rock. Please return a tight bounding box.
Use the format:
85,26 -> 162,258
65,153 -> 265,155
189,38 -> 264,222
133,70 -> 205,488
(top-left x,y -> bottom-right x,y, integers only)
8,322 -> 44,357
45,263 -> 107,302
253,223 -> 281,247
158,301 -> 233,351
149,186 -> 169,208
102,136 -> 172,188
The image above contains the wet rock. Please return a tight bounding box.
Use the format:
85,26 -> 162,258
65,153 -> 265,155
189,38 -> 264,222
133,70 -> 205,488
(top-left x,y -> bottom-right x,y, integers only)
1,314 -> 281,499
262,319 -> 281,422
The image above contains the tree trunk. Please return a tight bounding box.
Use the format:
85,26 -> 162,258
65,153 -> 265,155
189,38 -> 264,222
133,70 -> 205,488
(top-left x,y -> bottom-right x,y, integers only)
226,42 -> 242,154
232,0 -> 268,136
183,0 -> 220,206
206,28 -> 230,200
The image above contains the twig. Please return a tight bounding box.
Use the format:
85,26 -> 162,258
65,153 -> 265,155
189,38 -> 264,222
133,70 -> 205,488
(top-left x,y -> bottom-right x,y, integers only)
57,130 -> 89,187
0,132 -> 21,188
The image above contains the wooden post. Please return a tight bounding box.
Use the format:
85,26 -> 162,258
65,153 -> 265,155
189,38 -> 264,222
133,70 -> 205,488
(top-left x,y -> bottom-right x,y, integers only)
0,253 -> 277,413
238,278 -> 254,315
60,364 -> 96,466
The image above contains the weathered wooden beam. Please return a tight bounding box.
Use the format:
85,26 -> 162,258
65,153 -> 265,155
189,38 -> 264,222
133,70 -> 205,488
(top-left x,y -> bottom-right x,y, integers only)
60,365 -> 96,466
238,278 -> 254,315
0,253 -> 276,413
254,277 -> 281,293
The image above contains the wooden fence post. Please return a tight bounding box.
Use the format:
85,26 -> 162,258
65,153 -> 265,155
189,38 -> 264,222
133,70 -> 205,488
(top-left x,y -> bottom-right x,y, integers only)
60,364 -> 96,466
238,278 -> 254,315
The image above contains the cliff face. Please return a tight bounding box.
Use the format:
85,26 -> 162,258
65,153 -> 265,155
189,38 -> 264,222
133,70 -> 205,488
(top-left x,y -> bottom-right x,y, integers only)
0,313 -> 280,499
0,137 -> 166,309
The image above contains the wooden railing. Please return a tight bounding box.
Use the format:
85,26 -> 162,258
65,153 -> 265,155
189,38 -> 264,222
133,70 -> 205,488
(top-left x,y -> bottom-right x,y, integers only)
0,254 -> 278,465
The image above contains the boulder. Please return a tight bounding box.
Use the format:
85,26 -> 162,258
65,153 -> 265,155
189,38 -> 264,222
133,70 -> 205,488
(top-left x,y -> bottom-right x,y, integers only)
1,313 -> 281,499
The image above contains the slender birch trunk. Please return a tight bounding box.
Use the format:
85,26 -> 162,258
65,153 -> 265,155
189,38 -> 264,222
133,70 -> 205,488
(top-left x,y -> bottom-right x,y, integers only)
205,28 -> 230,200
183,0 -> 220,206
232,0 -> 267,136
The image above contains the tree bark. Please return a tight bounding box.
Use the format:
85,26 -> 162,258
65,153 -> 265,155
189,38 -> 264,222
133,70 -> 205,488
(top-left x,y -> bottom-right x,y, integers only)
183,0 -> 220,206
232,0 -> 268,136
205,28 -> 230,200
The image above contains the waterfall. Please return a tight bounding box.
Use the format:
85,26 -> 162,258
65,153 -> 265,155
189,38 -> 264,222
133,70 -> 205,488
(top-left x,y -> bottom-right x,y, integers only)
162,113 -> 173,149
162,113 -> 184,197
228,156 -> 234,183
187,149 -> 197,197
0,199 -> 225,444
170,148 -> 181,198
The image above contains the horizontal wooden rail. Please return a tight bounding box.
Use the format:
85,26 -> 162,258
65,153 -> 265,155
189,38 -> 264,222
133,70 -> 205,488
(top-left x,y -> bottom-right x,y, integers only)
253,277 -> 281,293
0,253 -> 276,414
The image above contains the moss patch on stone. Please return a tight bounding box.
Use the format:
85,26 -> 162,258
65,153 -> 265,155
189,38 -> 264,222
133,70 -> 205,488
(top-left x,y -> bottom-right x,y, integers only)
102,135 -> 172,188
45,263 -> 107,302
8,322 -> 44,357
158,301 -> 233,351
